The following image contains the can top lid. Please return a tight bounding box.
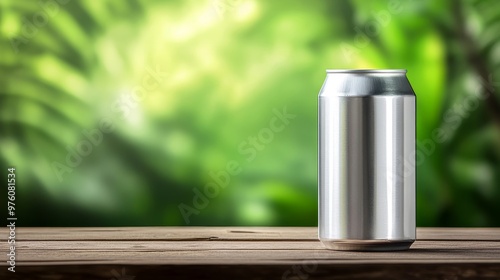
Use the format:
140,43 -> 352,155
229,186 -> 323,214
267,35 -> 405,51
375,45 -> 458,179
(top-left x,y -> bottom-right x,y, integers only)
320,69 -> 415,96
326,69 -> 407,74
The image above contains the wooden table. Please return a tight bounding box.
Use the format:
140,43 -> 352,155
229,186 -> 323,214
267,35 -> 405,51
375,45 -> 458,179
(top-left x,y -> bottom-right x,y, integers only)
1,227 -> 499,279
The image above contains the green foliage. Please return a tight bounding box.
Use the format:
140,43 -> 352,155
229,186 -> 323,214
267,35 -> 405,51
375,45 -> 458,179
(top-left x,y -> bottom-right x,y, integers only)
0,0 -> 499,226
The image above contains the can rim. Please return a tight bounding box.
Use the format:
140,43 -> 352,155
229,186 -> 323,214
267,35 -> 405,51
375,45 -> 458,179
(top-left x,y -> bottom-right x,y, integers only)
326,69 -> 407,74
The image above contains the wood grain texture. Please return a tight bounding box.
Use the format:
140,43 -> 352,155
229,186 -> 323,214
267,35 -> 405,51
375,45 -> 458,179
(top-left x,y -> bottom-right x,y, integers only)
1,227 -> 499,279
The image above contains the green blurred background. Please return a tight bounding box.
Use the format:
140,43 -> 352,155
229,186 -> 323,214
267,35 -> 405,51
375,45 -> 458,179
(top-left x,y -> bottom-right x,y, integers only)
1,0 -> 499,227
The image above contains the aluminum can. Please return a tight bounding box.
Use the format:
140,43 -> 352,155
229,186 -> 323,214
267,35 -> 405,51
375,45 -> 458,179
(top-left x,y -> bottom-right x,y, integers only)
318,69 -> 416,251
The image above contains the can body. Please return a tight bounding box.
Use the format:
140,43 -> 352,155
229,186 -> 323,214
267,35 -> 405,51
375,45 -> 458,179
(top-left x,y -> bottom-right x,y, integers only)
318,69 -> 416,251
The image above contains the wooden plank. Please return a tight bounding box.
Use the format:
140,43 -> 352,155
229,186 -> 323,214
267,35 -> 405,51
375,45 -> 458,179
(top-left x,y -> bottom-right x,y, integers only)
0,227 -> 499,279
1,233 -> 499,265
4,264 -> 500,280
417,227 -> 500,241
5,227 -> 500,241
5,227 -> 312,241
9,241 -> 500,265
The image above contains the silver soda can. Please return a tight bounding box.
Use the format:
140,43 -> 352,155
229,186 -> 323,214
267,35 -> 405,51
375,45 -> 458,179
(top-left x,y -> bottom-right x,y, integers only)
318,69 -> 416,251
